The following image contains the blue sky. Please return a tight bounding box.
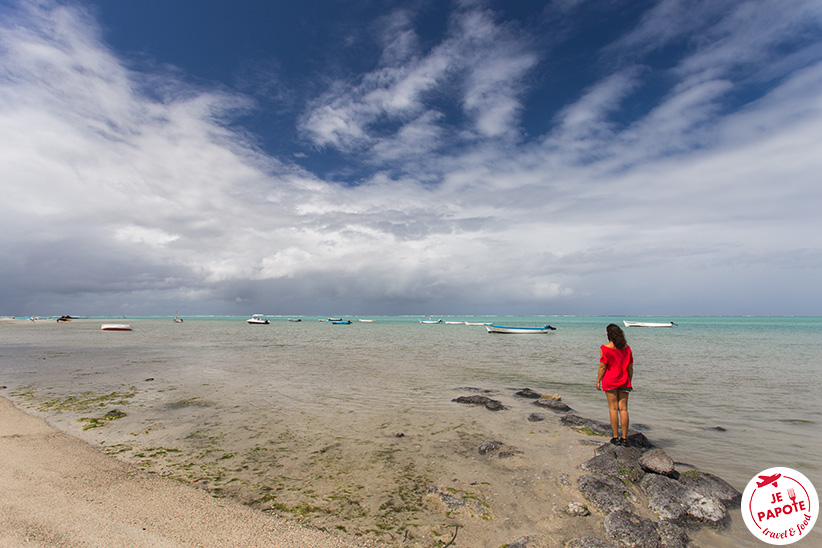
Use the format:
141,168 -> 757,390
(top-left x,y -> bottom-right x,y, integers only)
1,0 -> 821,317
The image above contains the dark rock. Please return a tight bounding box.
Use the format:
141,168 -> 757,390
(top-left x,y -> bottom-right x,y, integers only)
623,432 -> 653,449
478,440 -> 504,455
581,451 -> 644,484
533,398 -> 572,413
677,469 -> 741,507
709,426 -> 726,432
603,510 -> 663,548
395,432 -> 405,438
452,395 -> 504,411
594,443 -> 644,461
577,474 -> 635,513
560,415 -> 612,436
144,378 -> 154,382
528,413 -> 546,422
639,449 -> 676,476
515,388 -> 542,399
566,538 -> 618,548
656,519 -> 692,548
641,474 -> 728,527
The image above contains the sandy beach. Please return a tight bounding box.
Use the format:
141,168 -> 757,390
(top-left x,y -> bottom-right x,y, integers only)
0,396 -> 379,548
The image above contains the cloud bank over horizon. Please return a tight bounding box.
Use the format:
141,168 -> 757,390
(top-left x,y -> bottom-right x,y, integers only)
1,0 -> 821,317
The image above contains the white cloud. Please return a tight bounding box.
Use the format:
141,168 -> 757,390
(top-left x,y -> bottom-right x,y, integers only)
1,0 -> 821,316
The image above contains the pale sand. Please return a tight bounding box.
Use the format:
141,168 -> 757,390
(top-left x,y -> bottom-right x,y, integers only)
0,397 -> 380,548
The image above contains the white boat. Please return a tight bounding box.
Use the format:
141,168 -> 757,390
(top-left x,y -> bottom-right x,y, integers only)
623,321 -> 675,328
485,324 -> 556,334
101,324 -> 132,331
247,314 -> 270,324
419,319 -> 442,324
358,319 -> 375,322
444,321 -> 464,324
464,322 -> 486,326
173,311 -> 183,323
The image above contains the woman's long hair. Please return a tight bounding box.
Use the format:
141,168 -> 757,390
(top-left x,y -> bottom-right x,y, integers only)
606,324 -> 628,349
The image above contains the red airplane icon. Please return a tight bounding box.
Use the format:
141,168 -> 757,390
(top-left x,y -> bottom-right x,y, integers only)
757,473 -> 781,488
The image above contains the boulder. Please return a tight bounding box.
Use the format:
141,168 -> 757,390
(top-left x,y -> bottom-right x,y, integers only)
577,474 -> 635,513
677,469 -> 741,507
514,388 -> 542,399
527,413 -> 546,422
639,449 -> 675,476
580,452 -> 644,484
603,510 -> 662,548
640,474 -> 728,527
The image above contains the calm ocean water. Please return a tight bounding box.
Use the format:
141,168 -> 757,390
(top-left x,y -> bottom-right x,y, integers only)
1,315 -> 820,546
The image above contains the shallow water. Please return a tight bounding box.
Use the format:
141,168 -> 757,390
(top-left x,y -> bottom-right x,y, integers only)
1,316 -> 820,546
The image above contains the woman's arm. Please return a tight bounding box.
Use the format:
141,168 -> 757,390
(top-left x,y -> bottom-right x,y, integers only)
596,349 -> 607,390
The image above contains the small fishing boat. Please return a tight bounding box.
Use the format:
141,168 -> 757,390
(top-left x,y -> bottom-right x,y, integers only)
419,318 -> 442,324
464,322 -> 486,326
330,320 -> 352,324
101,324 -> 132,331
247,314 -> 270,324
623,321 -> 676,328
485,324 -> 556,334
173,311 -> 183,323
287,318 -> 302,322
358,319 -> 375,322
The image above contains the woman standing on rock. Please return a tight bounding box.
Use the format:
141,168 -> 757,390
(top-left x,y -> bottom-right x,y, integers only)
596,323 -> 633,446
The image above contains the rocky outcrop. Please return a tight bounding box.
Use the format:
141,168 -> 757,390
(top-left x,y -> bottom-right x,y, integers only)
451,394 -> 504,410
573,440 -> 741,546
451,387 -> 740,547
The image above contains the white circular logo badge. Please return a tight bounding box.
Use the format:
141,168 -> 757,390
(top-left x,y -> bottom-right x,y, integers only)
742,467 -> 818,544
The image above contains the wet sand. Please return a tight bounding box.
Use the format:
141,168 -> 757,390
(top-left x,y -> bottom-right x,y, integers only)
0,396 -> 379,548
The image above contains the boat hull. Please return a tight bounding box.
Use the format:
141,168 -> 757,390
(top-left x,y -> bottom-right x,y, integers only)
101,324 -> 132,331
485,324 -> 555,334
623,321 -> 674,328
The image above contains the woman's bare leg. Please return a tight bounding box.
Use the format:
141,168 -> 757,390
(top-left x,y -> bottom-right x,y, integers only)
606,391 -> 620,439
618,391 -> 629,440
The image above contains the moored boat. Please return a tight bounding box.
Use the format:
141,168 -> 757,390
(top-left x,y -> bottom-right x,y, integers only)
485,324 -> 556,334
623,321 -> 675,328
247,314 -> 270,324
101,324 -> 132,331
330,320 -> 352,324
419,318 -> 442,324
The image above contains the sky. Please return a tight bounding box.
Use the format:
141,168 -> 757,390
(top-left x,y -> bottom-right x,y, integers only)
1,0 -> 821,317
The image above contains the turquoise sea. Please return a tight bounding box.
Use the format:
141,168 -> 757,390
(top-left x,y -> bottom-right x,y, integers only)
1,315 -> 820,546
